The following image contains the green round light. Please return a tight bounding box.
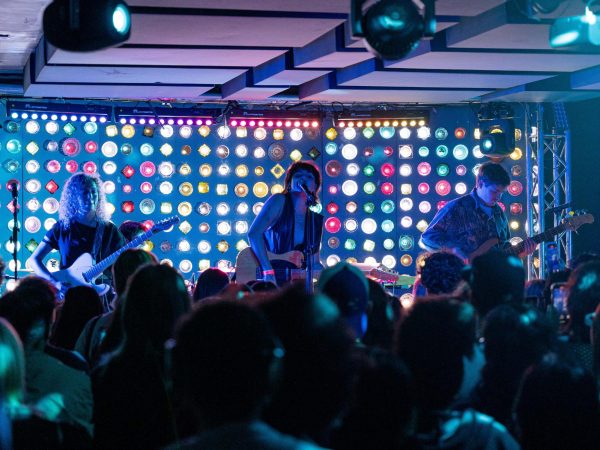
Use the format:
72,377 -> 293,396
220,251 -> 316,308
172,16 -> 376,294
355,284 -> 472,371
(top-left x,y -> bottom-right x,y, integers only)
6,139 -> 21,154
5,121 -> 19,133
84,122 -> 98,134
325,142 -> 338,155
418,146 -> 429,157
435,128 -> 448,140
363,164 -> 375,176
399,235 -> 413,250
363,202 -> 375,214
453,144 -> 469,160
362,127 -> 375,139
63,123 -> 76,135
379,126 -> 395,139
363,182 -> 376,195
4,159 -> 19,173
436,163 -> 450,176
381,200 -> 395,214
344,239 -> 357,251
121,143 -> 133,155
436,145 -> 449,157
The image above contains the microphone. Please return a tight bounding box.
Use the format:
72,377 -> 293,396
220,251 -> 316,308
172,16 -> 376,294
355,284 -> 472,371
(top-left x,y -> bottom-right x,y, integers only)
299,182 -> 317,204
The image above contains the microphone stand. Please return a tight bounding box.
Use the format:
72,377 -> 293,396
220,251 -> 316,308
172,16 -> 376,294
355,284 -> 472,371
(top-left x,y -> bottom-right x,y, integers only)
9,183 -> 19,282
303,195 -> 317,294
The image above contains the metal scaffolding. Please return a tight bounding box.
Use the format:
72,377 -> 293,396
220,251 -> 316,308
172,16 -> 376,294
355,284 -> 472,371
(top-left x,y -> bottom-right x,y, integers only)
525,103 -> 571,279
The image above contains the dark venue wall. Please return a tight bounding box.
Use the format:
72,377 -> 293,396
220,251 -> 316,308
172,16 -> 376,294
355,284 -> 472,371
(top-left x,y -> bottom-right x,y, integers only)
567,98 -> 600,256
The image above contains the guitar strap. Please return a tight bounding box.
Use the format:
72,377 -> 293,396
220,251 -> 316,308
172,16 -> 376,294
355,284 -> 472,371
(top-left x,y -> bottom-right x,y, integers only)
92,221 -> 105,264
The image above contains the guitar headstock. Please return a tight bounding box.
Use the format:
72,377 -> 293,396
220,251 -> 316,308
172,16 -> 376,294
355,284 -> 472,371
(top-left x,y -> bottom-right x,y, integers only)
152,216 -> 180,233
562,210 -> 594,231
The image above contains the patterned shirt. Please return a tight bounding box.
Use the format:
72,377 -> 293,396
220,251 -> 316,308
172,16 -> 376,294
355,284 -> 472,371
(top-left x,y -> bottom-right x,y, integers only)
419,189 -> 510,259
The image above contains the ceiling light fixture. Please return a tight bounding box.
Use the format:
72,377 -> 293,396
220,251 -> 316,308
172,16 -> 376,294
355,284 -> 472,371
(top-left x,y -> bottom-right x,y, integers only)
351,0 -> 436,60
43,0 -> 131,52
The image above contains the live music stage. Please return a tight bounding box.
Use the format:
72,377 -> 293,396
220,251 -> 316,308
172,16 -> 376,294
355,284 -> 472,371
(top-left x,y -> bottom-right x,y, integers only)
1,1 -> 599,296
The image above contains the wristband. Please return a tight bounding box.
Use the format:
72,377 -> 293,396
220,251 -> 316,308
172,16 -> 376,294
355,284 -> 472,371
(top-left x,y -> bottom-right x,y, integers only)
262,269 -> 275,275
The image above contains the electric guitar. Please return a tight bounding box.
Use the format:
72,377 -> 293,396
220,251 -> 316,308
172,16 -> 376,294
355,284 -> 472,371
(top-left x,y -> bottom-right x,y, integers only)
53,216 -> 180,298
235,247 -> 416,286
468,211 -> 594,262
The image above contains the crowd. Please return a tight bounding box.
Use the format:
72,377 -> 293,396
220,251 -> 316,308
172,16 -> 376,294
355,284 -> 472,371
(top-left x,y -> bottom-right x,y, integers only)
0,247 -> 598,449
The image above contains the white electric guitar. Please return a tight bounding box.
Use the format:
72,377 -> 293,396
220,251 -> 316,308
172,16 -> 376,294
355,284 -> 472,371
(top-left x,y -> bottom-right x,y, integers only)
53,216 -> 179,298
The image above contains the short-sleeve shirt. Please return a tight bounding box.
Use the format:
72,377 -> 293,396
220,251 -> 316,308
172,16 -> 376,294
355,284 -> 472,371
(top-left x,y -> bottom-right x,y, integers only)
44,221 -> 125,269
419,189 -> 510,259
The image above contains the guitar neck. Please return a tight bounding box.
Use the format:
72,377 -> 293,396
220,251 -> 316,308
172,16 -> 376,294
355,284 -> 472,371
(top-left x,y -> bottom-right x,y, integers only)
83,230 -> 154,280
507,222 -> 569,256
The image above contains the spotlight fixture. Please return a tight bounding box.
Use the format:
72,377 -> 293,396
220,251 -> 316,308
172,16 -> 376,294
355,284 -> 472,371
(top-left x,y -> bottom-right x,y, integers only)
43,0 -> 131,52
7,100 -> 112,123
335,110 -> 429,128
549,1 -> 600,48
478,104 -> 516,158
351,0 -> 436,60
114,106 -> 219,126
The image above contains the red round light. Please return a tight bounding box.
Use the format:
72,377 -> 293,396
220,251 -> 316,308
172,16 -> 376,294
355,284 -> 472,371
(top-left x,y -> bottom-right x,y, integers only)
121,201 -> 135,213
455,127 -> 466,139
510,203 -> 523,215
381,182 -> 394,195
381,163 -> 395,177
383,146 -> 394,156
326,202 -> 339,215
121,165 -> 135,179
435,180 -> 451,196
46,160 -> 61,174
508,180 -> 523,196
65,160 -> 78,173
325,217 -> 342,233
364,147 -> 374,157
437,201 -> 448,210
418,182 -> 430,194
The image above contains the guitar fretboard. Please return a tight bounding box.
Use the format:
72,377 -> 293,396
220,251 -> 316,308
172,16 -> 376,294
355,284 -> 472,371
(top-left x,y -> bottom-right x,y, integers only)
506,222 -> 569,256
83,230 -> 154,281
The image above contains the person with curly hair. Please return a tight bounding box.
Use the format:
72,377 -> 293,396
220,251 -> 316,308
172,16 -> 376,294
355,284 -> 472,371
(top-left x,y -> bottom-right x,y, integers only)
27,172 -> 125,298
420,250 -> 466,295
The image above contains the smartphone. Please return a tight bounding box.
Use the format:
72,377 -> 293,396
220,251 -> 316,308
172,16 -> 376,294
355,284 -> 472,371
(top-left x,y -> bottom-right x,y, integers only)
551,282 -> 568,315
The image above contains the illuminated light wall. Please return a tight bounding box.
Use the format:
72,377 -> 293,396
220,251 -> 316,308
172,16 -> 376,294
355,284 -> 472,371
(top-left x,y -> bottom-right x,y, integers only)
0,103 -> 528,291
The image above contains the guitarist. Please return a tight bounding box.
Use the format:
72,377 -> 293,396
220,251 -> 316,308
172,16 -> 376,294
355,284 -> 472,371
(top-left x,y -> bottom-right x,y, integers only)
27,172 -> 126,295
419,162 -> 536,261
247,161 -> 324,286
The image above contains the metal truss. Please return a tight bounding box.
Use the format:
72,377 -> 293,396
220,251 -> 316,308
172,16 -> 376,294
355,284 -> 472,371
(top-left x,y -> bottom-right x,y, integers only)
525,103 -> 571,279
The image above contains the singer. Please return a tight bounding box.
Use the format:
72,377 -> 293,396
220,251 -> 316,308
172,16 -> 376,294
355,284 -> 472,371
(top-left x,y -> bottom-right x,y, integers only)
247,161 -> 324,286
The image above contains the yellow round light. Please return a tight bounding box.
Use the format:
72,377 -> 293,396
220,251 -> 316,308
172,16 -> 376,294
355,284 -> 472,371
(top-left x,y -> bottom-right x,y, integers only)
273,129 -> 285,140
179,163 -> 192,176
160,143 -> 173,156
290,149 -> 302,161
253,182 -> 269,198
236,126 -> 248,138
179,182 -> 193,196
400,254 -> 413,267
255,166 -> 265,176
271,184 -> 284,195
178,202 -> 192,216
510,147 -> 523,160
197,182 -> 210,193
121,124 -> 135,138
325,128 -> 337,140
199,164 -> 212,177
198,144 -> 211,157
235,183 -> 249,197
198,125 -> 211,137
235,164 -> 249,177
217,240 -> 230,253
105,125 -> 118,137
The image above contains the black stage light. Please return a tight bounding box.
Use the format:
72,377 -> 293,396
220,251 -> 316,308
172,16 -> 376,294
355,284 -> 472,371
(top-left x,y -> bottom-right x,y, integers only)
43,0 -> 131,52
351,0 -> 436,60
479,118 -> 516,158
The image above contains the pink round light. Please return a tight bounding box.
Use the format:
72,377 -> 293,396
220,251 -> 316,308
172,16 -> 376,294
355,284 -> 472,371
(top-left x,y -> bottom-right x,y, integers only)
276,121 -> 282,127
258,120 -> 265,127
325,217 -> 342,233
381,182 -> 394,195
435,180 -> 452,196
418,182 -> 430,194
229,120 -> 238,126
85,141 -> 97,153
122,184 -> 133,193
46,160 -> 61,174
285,121 -> 291,127
311,121 -> 319,128
417,162 -> 432,176
140,161 -> 156,177
456,165 -> 467,176
437,201 -> 448,210
294,121 -> 301,127
384,146 -> 394,156
267,121 -> 274,127
140,182 -> 153,194
205,119 -> 213,125
249,120 -> 256,127
83,161 -> 97,174
240,120 -> 247,127
329,185 -> 338,195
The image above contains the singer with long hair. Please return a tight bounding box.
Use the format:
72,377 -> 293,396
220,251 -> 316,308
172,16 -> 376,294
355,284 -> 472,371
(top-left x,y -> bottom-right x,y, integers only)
27,172 -> 125,294
247,161 -> 324,286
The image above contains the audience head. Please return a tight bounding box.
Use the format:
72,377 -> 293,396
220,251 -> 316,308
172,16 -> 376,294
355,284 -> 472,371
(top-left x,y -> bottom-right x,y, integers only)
516,353 -> 599,450
569,251 -> 600,271
112,249 -> 158,297
257,283 -> 356,442
565,261 -> 600,342
362,279 -> 398,350
396,298 -> 477,412
0,318 -> 25,407
318,262 -> 369,338
467,250 -> 525,318
173,300 -> 281,427
192,268 -> 229,302
0,276 -> 57,346
118,220 -> 146,243
420,250 -> 466,295
50,285 -> 103,350
121,264 -> 191,352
